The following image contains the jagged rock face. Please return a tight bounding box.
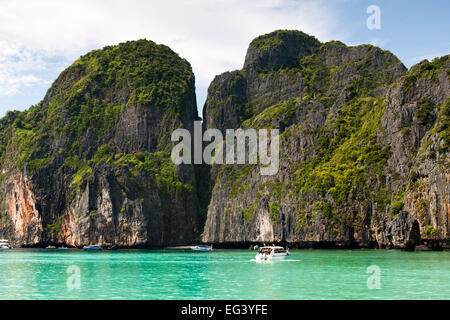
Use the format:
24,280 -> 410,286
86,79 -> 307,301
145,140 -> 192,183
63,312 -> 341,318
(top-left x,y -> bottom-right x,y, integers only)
1,172 -> 43,244
202,30 -> 449,249
0,40 -> 202,247
380,57 -> 450,243
385,211 -> 421,251
243,30 -> 320,80
203,71 -> 248,133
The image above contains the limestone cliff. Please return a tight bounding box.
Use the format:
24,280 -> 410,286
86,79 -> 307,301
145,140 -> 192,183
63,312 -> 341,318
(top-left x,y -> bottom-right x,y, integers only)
202,30 -> 449,250
0,31 -> 448,251
0,40 -> 203,247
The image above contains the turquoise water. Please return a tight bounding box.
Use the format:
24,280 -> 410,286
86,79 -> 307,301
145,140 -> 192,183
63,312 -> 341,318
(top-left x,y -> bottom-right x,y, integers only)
0,249 -> 449,300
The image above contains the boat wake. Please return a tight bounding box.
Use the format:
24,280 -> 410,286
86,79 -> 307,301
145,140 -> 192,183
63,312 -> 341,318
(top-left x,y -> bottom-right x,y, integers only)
280,259 -> 301,262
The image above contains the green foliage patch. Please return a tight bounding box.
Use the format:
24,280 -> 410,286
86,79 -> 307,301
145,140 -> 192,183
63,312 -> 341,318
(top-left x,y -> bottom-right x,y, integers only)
293,97 -> 390,223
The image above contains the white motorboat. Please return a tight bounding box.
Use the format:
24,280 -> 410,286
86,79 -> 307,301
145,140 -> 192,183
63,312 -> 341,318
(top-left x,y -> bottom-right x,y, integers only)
190,244 -> 213,251
255,246 -> 289,261
83,245 -> 102,251
0,239 -> 12,250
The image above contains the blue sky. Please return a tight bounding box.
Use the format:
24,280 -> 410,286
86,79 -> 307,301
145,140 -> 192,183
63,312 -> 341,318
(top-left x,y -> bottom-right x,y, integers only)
0,0 -> 448,118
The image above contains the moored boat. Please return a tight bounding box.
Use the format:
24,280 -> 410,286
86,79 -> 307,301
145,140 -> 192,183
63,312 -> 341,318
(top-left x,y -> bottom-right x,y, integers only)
255,246 -> 289,261
83,245 -> 102,251
190,244 -> 213,251
0,239 -> 12,250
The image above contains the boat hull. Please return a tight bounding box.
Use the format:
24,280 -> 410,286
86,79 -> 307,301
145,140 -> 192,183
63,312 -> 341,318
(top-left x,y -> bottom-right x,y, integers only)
255,253 -> 288,261
191,246 -> 212,251
83,246 -> 102,251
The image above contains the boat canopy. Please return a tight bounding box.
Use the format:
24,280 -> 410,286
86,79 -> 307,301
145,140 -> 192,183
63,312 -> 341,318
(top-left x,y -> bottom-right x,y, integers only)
258,246 -> 287,253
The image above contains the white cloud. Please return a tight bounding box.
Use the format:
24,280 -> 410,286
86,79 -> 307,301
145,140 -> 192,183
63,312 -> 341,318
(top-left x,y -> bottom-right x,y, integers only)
0,0 -> 343,112
0,73 -> 40,96
0,41 -> 51,96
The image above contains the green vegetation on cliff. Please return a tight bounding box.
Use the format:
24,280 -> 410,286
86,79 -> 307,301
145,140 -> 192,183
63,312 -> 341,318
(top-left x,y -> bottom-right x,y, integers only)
0,40 -> 195,184
0,39 -> 195,173
202,30 -> 450,245
293,98 -> 390,215
0,39 -> 201,247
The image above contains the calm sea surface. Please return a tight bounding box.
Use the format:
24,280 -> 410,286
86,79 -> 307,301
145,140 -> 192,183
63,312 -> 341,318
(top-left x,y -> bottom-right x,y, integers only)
0,249 -> 448,300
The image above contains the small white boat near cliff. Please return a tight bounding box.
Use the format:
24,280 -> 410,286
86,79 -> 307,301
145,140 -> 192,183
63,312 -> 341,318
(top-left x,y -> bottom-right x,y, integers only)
0,239 -> 12,250
190,244 -> 213,251
255,246 -> 289,261
83,245 -> 102,251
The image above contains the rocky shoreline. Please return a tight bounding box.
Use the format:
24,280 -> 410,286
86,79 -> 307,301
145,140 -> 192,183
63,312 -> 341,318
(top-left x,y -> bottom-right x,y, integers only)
17,237 -> 450,252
